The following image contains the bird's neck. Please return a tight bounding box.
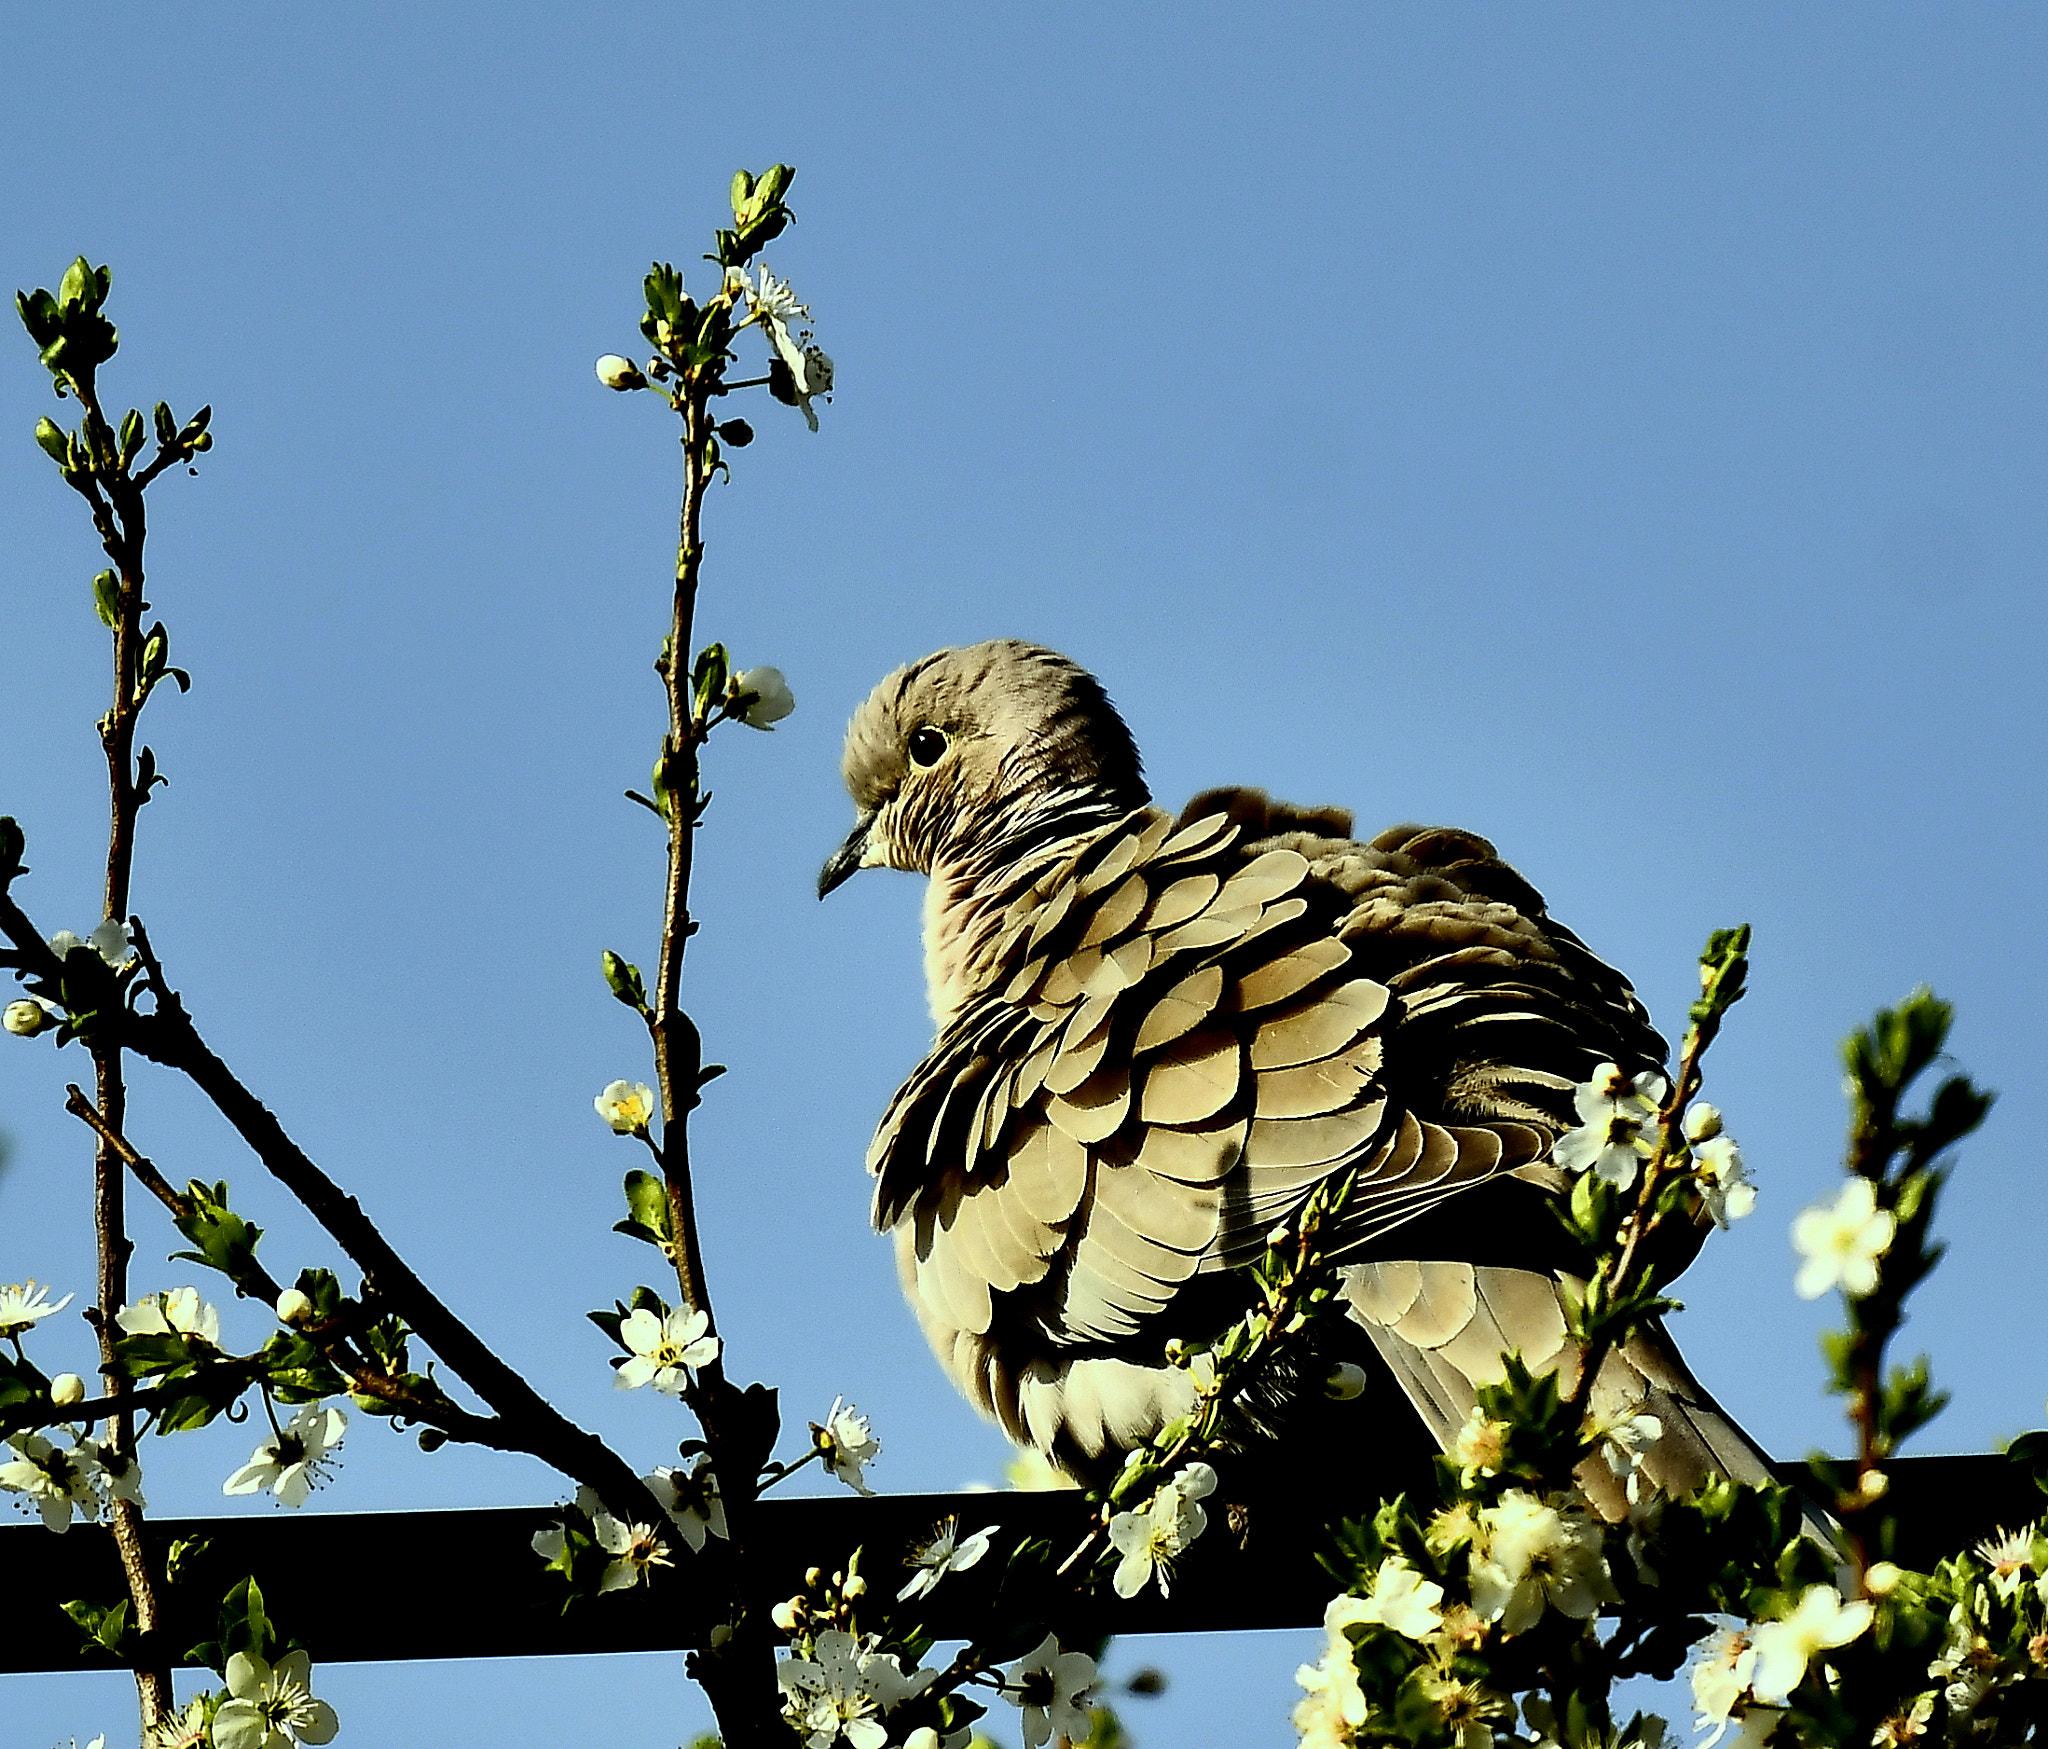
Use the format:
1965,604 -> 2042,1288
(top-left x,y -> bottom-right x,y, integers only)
921,792 -> 1141,1031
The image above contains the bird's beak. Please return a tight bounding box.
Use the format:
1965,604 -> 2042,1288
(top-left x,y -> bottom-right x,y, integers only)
817,815 -> 874,898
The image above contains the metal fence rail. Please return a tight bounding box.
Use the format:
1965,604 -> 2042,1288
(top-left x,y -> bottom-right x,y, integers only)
3,1454 -> 2036,1673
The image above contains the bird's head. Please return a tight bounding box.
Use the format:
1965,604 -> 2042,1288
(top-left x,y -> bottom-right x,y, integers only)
819,640 -> 1149,896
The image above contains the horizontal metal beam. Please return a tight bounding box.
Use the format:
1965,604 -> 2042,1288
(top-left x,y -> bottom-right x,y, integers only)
2,1455 -> 2034,1673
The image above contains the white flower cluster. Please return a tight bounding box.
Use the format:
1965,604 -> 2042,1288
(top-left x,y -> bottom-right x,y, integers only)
1106,1461 -> 1216,1598
777,1628 -> 926,1749
532,1483 -> 676,1593
1688,1585 -> 1874,1743
1553,1066 -> 1757,1226
49,918 -> 135,968
0,1426 -> 144,1532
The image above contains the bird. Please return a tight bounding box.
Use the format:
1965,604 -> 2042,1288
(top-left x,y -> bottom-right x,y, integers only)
819,639 -> 1775,1517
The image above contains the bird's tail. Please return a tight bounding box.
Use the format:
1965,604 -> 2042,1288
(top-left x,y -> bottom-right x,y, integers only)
1341,1259 -> 1780,1520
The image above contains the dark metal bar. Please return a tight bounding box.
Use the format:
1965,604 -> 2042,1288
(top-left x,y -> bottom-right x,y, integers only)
2,1456 -> 2036,1673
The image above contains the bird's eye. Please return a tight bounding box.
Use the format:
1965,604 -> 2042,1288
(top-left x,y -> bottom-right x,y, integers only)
908,727 -> 949,768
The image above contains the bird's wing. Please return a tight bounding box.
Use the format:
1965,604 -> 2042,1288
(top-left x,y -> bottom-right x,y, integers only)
867,804 -> 1616,1365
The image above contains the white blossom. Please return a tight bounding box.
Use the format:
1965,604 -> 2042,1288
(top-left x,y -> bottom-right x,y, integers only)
147,1696 -> 213,1749
1107,1462 -> 1216,1598
1449,1405 -> 1507,1483
594,354 -> 646,391
790,344 -> 834,431
616,1303 -> 719,1393
1974,1525 -> 2035,1600
212,1649 -> 339,1749
595,1079 -> 657,1134
223,1403 -> 347,1507
739,266 -> 812,374
275,1288 -> 315,1327
817,1397 -> 881,1495
1553,1063 -> 1669,1189
735,666 -> 796,729
1748,1584 -> 1873,1703
1468,1488 -> 1614,1635
1331,1556 -> 1446,1640
778,1628 -> 921,1749
97,1442 -> 145,1508
594,1510 -> 673,1592
1694,1135 -> 1757,1228
3,996 -> 60,1036
0,1279 -> 74,1338
1791,1176 -> 1896,1299
116,1285 -> 222,1347
1003,1633 -> 1097,1749
645,1458 -> 728,1552
0,1429 -> 103,1531
88,919 -> 135,967
897,1514 -> 995,1600
1689,1626 -> 1757,1742
1598,1408 -> 1665,1505
1294,1606 -> 1370,1749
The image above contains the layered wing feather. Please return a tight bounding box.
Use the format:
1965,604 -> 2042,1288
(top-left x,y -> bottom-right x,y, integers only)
869,798 -> 1671,1461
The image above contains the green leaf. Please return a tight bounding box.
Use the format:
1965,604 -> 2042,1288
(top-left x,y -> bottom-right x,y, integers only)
601,950 -> 646,1010
61,1596 -> 131,1659
35,415 -> 69,463
170,1179 -> 265,1286
614,1168 -> 675,1248
92,570 -> 120,628
118,407 -> 144,465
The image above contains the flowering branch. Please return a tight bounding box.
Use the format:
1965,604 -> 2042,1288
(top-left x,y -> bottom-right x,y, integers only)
14,258 -> 216,1731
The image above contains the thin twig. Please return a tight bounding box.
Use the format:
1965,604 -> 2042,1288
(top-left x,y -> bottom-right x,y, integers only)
61,1086 -> 510,1450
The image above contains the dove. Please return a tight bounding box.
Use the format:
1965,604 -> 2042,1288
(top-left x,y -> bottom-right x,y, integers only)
820,640 -> 1774,1514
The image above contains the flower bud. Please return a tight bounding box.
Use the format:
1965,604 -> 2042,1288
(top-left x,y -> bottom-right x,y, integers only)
905,1730 -> 940,1749
734,667 -> 795,730
594,354 -> 647,391
4,999 -> 57,1037
1322,1361 -> 1369,1402
1857,1467 -> 1890,1502
276,1288 -> 316,1327
803,1567 -> 822,1588
1683,1102 -> 1723,1143
770,1596 -> 805,1633
50,1373 -> 85,1406
841,1574 -> 867,1599
1864,1560 -> 1903,1596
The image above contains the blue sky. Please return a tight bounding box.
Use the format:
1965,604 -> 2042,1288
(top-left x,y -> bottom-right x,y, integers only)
4,5 -> 2046,1744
